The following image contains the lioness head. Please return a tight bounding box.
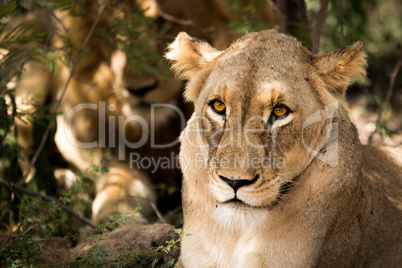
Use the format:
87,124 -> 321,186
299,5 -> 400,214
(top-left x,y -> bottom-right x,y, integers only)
167,29 -> 366,229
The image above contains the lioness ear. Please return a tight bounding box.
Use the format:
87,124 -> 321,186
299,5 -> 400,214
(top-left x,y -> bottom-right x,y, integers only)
165,32 -> 222,82
313,41 -> 367,99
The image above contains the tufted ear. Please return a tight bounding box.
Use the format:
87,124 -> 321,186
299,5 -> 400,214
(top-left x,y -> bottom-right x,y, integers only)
165,32 -> 222,82
313,41 -> 367,99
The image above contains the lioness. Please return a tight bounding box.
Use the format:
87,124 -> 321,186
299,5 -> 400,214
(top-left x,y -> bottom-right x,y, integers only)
166,30 -> 402,267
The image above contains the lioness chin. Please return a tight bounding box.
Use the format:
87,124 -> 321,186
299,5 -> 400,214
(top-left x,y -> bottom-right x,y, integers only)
166,30 -> 402,268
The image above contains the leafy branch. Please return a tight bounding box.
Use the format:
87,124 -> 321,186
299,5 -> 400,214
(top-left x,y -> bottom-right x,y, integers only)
0,178 -> 96,228
368,45 -> 402,144
18,4 -> 105,186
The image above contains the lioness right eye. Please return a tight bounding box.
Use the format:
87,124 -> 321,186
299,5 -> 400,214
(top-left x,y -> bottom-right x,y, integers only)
273,105 -> 287,117
272,104 -> 290,119
210,100 -> 226,115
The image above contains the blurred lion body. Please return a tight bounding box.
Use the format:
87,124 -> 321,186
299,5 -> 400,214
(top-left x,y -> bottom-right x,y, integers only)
167,30 -> 402,267
13,0 -> 276,223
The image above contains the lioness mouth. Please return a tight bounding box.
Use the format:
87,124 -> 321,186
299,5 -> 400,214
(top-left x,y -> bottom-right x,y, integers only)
223,197 -> 244,204
222,197 -> 255,208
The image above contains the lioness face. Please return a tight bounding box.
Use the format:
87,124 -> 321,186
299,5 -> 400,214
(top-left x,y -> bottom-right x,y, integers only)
191,38 -> 327,211
167,30 -> 366,228
99,5 -> 182,119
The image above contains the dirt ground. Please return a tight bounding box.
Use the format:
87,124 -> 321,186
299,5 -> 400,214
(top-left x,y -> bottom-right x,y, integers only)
1,223 -> 180,267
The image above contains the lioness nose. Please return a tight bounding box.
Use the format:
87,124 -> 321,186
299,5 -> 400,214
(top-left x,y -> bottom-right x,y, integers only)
219,175 -> 259,192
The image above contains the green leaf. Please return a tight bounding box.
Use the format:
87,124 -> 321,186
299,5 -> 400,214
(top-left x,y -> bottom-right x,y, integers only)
161,259 -> 175,268
173,228 -> 182,234
0,1 -> 17,19
151,258 -> 159,268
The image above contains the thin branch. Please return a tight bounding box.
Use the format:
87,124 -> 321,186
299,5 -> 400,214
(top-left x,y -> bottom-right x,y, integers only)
19,2 -> 70,50
338,0 -> 345,46
18,6 -> 106,186
311,0 -> 329,54
81,7 -> 105,52
0,178 -> 97,228
31,0 -> 72,41
130,195 -> 166,223
150,202 -> 166,223
164,205 -> 182,222
72,72 -> 97,86
158,10 -> 193,26
368,45 -> 402,144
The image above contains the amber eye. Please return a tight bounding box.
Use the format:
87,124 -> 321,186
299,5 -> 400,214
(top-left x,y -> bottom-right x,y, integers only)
211,100 -> 226,115
273,105 -> 288,117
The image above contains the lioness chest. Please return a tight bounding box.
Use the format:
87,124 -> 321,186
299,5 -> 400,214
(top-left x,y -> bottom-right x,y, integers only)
181,219 -> 316,268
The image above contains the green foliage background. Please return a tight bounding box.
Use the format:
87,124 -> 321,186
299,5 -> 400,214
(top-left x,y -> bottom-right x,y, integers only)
307,0 -> 402,115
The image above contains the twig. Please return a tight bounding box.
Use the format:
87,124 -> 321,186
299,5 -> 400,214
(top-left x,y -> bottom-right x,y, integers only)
130,195 -> 166,223
158,10 -> 193,26
19,2 -> 70,50
18,6 -> 106,186
72,71 -> 97,86
368,45 -> 402,144
311,0 -> 329,54
0,178 -> 97,228
164,205 -> 182,222
338,0 -> 345,46
150,202 -> 166,223
31,0 -> 72,41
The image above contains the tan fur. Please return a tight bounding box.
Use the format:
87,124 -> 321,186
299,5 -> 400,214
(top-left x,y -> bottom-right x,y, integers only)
167,30 -> 402,267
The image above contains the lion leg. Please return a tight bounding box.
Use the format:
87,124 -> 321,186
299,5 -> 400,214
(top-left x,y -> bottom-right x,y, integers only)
15,61 -> 51,180
92,162 -> 156,224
